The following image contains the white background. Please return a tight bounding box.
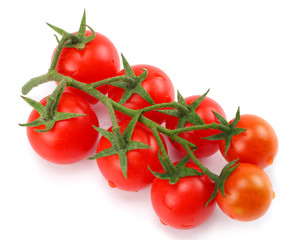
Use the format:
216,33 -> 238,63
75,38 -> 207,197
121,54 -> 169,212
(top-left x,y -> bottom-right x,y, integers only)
1,0 -> 303,239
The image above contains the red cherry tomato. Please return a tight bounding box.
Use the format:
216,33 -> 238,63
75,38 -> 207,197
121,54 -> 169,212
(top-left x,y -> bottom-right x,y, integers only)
96,121 -> 165,191
219,114 -> 278,168
107,64 -> 175,124
151,162 -> 216,229
216,163 -> 274,221
165,95 -> 226,159
26,93 -> 99,164
55,30 -> 120,104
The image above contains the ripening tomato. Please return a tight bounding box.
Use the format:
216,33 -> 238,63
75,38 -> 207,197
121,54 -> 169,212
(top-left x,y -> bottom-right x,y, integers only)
26,93 -> 99,164
216,163 -> 274,221
107,64 -> 175,124
54,30 -> 120,104
96,121 -> 165,192
151,162 -> 216,229
165,95 -> 226,159
219,114 -> 278,168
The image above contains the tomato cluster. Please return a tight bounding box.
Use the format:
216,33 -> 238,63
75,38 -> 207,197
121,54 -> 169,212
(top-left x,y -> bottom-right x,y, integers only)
21,13 -> 278,231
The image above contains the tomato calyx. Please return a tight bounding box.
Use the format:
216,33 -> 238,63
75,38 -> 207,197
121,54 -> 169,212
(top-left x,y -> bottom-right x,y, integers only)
19,80 -> 86,132
158,90 -> 209,129
21,10 -> 251,208
108,54 -> 155,105
89,110 -> 151,179
46,10 -> 95,50
205,159 -> 240,206
149,153 -> 203,184
203,107 -> 246,155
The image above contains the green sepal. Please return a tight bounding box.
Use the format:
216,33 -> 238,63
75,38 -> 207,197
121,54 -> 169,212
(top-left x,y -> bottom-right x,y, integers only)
108,54 -> 155,105
148,151 -> 179,184
89,112 -> 151,179
148,167 -> 172,182
46,23 -> 68,36
203,107 -> 246,155
89,146 -> 117,159
157,90 -> 209,129
19,97 -> 85,132
46,10 -> 95,50
19,81 -> 86,132
20,96 -> 45,115
93,125 -> 115,141
205,159 -> 239,207
118,151 -> 128,179
37,112 -> 85,133
126,141 -> 151,151
149,154 -> 203,185
178,167 -> 204,178
175,153 -> 204,179
122,111 -> 142,142
121,54 -> 136,78
188,89 -> 209,112
156,151 -> 172,174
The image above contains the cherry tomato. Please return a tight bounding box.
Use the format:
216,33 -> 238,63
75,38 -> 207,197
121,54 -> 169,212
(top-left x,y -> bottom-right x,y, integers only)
26,93 -> 99,164
151,162 -> 216,229
165,95 -> 226,159
107,64 -> 175,124
219,114 -> 278,168
55,30 -> 120,104
96,121 -> 165,192
216,163 -> 274,221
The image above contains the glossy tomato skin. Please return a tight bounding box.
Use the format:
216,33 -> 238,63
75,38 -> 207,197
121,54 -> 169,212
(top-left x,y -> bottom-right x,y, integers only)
96,121 -> 165,192
107,64 -> 175,124
216,163 -> 274,221
219,114 -> 278,168
27,93 -> 99,164
151,162 -> 216,229
165,95 -> 226,159
55,30 -> 120,104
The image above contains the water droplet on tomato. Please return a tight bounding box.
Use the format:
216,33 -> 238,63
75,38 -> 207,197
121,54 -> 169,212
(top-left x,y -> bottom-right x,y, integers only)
108,181 -> 116,188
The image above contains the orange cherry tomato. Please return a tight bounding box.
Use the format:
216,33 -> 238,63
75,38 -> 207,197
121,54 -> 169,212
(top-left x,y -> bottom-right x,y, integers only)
216,163 -> 274,221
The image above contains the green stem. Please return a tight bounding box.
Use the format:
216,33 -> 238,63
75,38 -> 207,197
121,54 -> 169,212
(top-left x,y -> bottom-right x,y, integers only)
90,75 -> 129,88
141,101 -> 188,114
184,145 -> 219,182
22,73 -> 51,95
150,127 -> 177,176
105,100 -> 120,129
155,124 -> 197,148
44,80 -> 66,120
48,35 -> 70,72
171,123 -> 230,134
104,100 -> 126,149
48,32 -> 83,72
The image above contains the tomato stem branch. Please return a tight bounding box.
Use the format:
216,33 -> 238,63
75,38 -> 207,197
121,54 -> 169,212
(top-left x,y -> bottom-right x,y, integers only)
171,123 -> 230,134
48,35 -> 70,72
90,75 -> 129,88
150,127 -> 178,177
104,100 -> 127,149
184,145 -> 219,182
141,102 -> 189,115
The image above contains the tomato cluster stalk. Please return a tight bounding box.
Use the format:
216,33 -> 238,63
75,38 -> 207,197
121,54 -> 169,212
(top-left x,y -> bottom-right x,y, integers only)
20,13 -> 246,206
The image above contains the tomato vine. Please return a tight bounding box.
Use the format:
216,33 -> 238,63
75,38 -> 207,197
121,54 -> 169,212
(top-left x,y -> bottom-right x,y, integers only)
20,10 -> 277,228
20,10 -> 246,205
